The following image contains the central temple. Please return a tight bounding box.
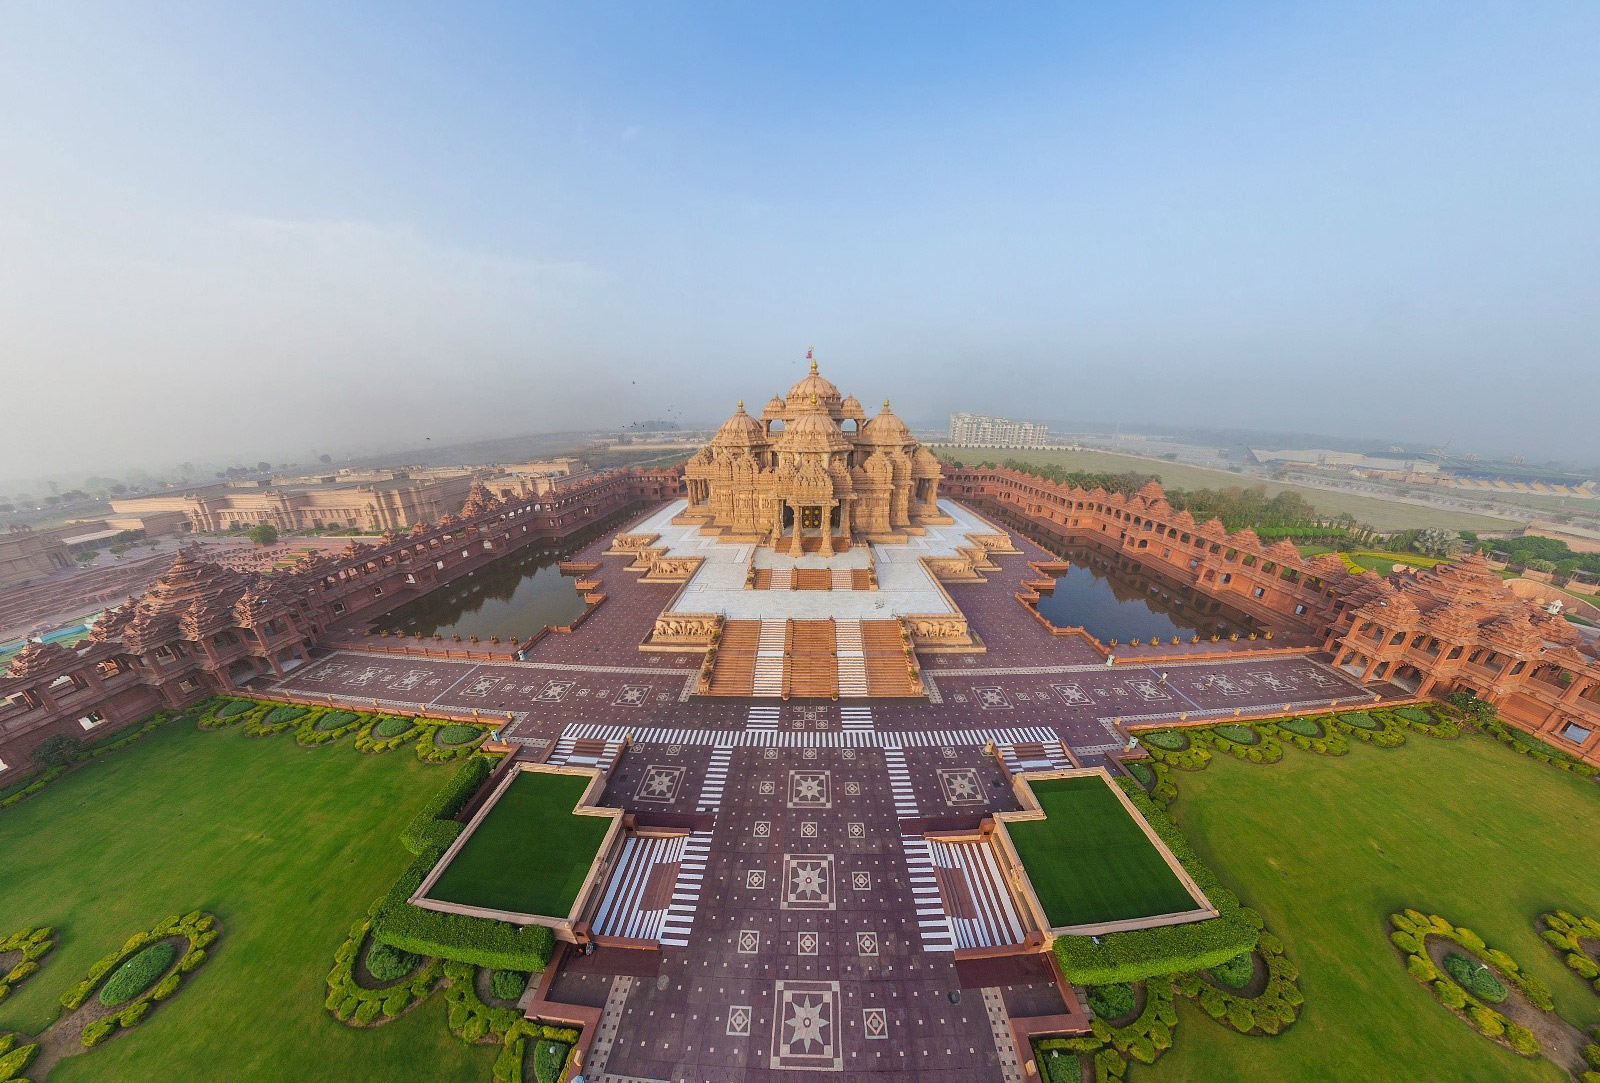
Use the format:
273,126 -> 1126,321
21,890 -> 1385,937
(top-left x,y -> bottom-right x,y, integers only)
680,357 -> 946,553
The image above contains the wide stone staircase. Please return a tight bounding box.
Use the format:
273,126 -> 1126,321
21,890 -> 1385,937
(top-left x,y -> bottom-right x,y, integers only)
701,618 -> 921,698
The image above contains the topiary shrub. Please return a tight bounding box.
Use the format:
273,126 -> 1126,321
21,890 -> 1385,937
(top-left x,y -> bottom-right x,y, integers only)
436,724 -> 482,747
364,940 -> 420,983
532,1038 -> 568,1083
1276,716 -> 1323,738
99,941 -> 177,1006
1085,982 -> 1136,1020
490,969 -> 528,1002
1211,724 -> 1259,746
1125,762 -> 1155,789
1340,711 -> 1381,730
315,711 -> 360,732
373,717 -> 413,739
1443,952 -> 1508,1003
1209,951 -> 1254,990
1141,730 -> 1189,751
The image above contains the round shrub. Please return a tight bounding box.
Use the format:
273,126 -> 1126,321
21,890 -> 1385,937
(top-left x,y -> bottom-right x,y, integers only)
1141,730 -> 1189,751
373,717 -> 414,739
315,711 -> 360,732
435,724 -> 484,747
1085,981 -> 1136,1020
1443,952 -> 1507,1003
365,941 -> 420,983
490,969 -> 528,1002
1277,716 -> 1322,738
1209,951 -> 1254,990
99,941 -> 177,1006
1212,724 -> 1259,746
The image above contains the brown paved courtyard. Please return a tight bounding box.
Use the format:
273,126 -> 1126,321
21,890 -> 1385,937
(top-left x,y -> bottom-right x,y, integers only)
260,505 -> 1387,1082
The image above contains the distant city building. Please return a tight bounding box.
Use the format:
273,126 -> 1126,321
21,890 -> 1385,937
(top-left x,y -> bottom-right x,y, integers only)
947,413 -> 1050,448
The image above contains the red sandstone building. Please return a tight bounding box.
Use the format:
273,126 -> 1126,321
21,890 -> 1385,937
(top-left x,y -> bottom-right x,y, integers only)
5,462 -> 1598,772
0,470 -> 681,769
944,467 -> 1600,765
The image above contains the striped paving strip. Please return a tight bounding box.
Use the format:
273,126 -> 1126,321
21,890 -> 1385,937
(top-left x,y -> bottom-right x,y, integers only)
745,705 -> 781,731
552,722 -> 1059,749
583,975 -> 635,1082
928,838 -> 1026,949
980,987 -> 1026,1083
835,619 -> 869,697
882,746 -> 919,819
752,619 -> 786,697
547,736 -> 627,772
900,836 -> 955,952
839,705 -> 875,732
695,747 -> 733,812
995,740 -> 1075,775
591,834 -> 685,941
658,830 -> 714,948
1105,691 -> 1376,725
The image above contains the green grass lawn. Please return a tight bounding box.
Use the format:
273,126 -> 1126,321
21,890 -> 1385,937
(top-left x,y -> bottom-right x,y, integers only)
1144,734 -> 1600,1083
940,446 -> 1519,533
1007,775 -> 1199,927
425,770 -> 610,918
0,722 -> 493,1082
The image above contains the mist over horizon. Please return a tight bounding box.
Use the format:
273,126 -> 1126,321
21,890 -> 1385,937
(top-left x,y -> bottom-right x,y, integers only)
4,2 -> 1598,486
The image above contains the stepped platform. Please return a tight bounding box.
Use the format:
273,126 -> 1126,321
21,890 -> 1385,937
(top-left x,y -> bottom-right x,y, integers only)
701,618 -> 921,698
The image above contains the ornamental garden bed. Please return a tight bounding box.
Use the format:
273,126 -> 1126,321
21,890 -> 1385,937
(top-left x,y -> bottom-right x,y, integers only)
1210,724 -> 1260,746
1275,716 -> 1324,739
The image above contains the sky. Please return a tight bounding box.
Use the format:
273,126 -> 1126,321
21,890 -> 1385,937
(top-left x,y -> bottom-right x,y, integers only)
2,1 -> 1598,485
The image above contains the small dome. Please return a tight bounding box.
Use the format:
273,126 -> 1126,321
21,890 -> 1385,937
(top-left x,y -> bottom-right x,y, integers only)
773,406 -> 851,453
860,400 -> 912,444
710,402 -> 766,446
839,394 -> 864,418
762,395 -> 786,417
784,359 -> 843,409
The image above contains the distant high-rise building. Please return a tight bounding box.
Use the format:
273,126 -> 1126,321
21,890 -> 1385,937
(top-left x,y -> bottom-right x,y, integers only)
946,413 -> 1050,448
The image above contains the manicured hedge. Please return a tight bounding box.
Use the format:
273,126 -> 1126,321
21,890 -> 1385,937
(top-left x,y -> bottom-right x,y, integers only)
415,722 -> 493,763
1443,951 -> 1507,1003
1086,982 -> 1136,1020
1211,724 -> 1259,746
365,940 -> 421,983
1389,910 -> 1550,1057
1209,950 -> 1255,990
316,710 -> 361,732
401,756 -> 493,855
0,1039 -> 39,1081
99,941 -> 177,1006
533,1038 -> 569,1083
1053,781 -> 1257,984
375,755 -> 552,972
1037,978 -> 1177,1080
1483,720 -> 1599,780
1125,762 -> 1155,790
490,969 -> 528,1002
356,716 -> 420,753
1174,926 -> 1303,1036
1140,730 -> 1189,751
1540,911 -> 1600,991
60,911 -> 219,1048
325,913 -> 446,1027
1276,716 -> 1323,738
0,926 -> 55,1001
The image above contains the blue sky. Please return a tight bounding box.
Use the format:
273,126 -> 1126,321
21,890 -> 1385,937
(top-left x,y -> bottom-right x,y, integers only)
2,1 -> 1597,479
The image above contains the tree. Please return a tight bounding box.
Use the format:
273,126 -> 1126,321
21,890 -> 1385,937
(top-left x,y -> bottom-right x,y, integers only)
247,524 -> 279,546
319,453 -> 333,465
31,733 -> 83,768
256,461 -> 272,472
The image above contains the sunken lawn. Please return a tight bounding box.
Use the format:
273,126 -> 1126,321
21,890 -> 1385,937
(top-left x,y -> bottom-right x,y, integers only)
0,721 -> 493,1082
424,769 -> 611,918
1143,731 -> 1600,1083
1007,775 -> 1198,928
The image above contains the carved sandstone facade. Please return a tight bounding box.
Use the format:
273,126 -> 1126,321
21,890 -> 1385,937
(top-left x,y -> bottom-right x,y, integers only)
681,360 -> 945,555
946,465 -> 1600,767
